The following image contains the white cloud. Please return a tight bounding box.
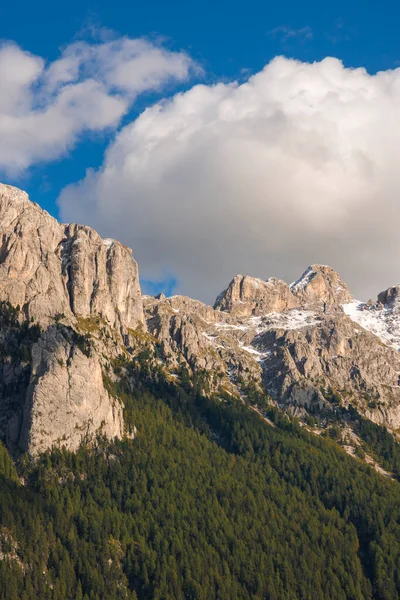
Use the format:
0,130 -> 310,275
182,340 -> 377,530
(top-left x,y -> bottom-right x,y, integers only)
268,26 -> 313,42
0,38 -> 194,173
58,56 -> 400,303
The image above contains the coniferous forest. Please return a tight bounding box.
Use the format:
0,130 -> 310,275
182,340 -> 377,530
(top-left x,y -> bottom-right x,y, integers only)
1,369 -> 400,600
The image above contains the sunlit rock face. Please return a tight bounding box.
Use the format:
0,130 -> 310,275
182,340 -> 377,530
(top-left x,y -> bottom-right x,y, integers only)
17,326 -> 124,456
0,183 -> 145,455
290,264 -> 353,309
214,274 -> 299,317
0,183 -> 144,332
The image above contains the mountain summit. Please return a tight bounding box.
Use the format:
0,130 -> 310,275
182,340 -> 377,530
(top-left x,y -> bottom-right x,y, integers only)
214,274 -> 299,317
290,264 -> 353,307
0,183 -> 144,331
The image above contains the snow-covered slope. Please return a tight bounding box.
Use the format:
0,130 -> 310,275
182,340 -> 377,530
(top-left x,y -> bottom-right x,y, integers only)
343,301 -> 400,352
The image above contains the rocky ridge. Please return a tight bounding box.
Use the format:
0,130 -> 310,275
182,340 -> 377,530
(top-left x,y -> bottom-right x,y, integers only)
144,266 -> 400,430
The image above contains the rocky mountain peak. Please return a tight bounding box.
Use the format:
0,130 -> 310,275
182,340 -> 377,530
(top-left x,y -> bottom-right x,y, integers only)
377,285 -> 400,309
213,274 -> 299,317
0,183 -> 145,332
290,264 -> 353,308
0,182 -> 31,210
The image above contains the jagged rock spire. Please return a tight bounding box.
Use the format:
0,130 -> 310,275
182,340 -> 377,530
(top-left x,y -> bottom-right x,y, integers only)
290,264 -> 353,308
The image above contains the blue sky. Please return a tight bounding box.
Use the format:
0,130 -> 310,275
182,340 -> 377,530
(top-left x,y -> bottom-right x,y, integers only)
2,0 -> 400,300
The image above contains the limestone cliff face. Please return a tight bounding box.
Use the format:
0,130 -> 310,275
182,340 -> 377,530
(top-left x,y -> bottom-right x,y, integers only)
290,265 -> 353,309
0,183 -> 145,455
0,183 -> 144,332
17,327 -> 124,456
259,313 -> 400,426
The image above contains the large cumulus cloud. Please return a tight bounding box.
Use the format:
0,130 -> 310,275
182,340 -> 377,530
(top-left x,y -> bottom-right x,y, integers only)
59,56 -> 400,303
0,37 -> 194,173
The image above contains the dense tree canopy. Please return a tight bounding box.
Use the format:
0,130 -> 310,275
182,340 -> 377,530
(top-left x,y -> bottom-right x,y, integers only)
0,371 -> 400,599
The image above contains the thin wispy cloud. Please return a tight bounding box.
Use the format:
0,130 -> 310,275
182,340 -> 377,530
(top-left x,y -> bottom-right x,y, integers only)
325,20 -> 352,45
268,25 -> 313,43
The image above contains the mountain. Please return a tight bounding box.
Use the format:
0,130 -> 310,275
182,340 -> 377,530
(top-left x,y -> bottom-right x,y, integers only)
1,182 -> 400,457
145,265 -> 400,431
1,183 -> 400,599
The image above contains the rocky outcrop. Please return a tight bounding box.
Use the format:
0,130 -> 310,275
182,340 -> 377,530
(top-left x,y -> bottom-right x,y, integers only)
15,326 -> 124,456
0,183 -> 144,332
290,265 -> 353,309
144,294 -> 262,393
378,285 -> 400,308
259,313 -> 400,423
214,275 -> 299,317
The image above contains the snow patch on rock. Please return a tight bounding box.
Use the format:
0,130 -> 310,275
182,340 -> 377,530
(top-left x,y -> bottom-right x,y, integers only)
256,309 -> 321,332
343,301 -> 400,352
290,266 -> 318,291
